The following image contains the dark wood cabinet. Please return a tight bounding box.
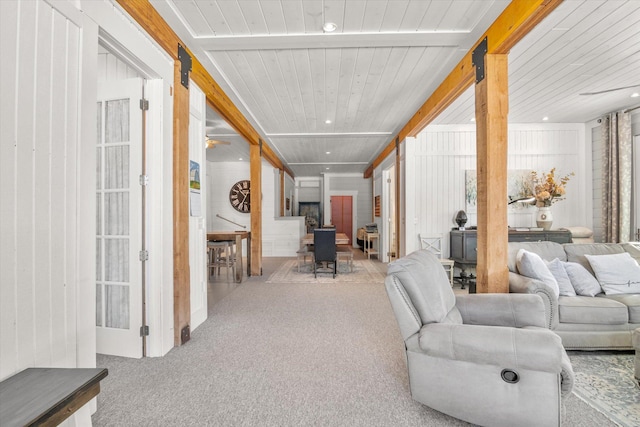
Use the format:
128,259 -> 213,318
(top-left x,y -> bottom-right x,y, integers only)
449,229 -> 572,269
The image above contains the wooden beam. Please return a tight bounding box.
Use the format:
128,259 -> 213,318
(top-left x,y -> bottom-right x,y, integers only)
115,0 -> 290,174
172,62 -> 191,344
364,0 -> 563,178
250,144 -> 262,276
475,54 -> 509,293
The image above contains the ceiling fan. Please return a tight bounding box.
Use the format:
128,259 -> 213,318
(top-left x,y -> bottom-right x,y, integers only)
579,84 -> 640,95
205,137 -> 231,149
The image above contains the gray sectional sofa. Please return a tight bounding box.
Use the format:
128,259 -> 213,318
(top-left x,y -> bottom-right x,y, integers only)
508,241 -> 640,350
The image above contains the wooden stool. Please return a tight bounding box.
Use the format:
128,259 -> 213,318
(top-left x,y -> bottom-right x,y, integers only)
208,241 -> 235,281
296,245 -> 314,272
337,246 -> 353,272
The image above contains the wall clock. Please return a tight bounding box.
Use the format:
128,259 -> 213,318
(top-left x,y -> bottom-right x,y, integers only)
229,180 -> 250,213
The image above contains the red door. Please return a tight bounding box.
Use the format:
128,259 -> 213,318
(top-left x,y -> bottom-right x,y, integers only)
330,196 -> 353,245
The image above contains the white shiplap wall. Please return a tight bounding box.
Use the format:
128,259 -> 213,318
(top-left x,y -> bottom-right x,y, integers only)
0,2 -> 97,425
399,123 -> 587,257
206,160 -> 304,257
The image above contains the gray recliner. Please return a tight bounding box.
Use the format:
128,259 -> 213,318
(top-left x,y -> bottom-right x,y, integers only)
385,250 -> 574,427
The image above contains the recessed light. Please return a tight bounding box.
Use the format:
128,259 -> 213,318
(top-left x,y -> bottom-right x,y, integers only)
470,117 -> 475,122
238,158 -> 243,161
325,119 -> 332,124
631,92 -> 639,98
542,116 -> 549,121
323,22 -> 337,32
326,151 -> 331,155
326,167 -> 330,170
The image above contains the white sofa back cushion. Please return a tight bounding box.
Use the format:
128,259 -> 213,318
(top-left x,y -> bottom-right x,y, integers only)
585,252 -> 640,295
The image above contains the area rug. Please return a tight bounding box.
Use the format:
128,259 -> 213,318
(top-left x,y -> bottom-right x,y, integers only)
568,351 -> 639,427
266,259 -> 386,284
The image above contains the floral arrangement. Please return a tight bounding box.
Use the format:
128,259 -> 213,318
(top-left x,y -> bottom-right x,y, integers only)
531,168 -> 574,207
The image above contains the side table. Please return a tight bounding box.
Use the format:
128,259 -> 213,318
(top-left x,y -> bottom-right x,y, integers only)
364,233 -> 379,259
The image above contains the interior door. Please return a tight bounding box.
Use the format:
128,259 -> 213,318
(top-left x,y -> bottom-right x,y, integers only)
331,196 -> 353,245
96,78 -> 143,358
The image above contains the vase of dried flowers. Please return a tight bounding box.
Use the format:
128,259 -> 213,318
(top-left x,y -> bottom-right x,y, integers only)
531,168 -> 574,230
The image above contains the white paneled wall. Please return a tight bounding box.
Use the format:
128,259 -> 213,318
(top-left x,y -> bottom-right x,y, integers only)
206,161 -> 304,257
400,123 -> 587,257
0,0 -> 95,375
0,2 -> 97,424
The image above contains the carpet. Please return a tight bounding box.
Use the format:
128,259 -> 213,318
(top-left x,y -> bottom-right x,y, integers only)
568,351 -> 639,427
266,259 -> 386,283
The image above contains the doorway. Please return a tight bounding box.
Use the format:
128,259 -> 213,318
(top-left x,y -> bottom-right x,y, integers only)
330,196 -> 353,245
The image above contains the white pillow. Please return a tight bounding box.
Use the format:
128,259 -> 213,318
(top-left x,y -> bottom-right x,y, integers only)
562,262 -> 602,296
545,258 -> 576,296
584,252 -> 640,295
516,249 -> 559,298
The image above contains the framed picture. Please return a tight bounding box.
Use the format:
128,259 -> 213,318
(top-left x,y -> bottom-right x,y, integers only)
465,169 -> 533,212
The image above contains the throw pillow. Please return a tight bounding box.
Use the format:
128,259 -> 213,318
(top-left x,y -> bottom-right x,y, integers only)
562,262 -> 602,296
584,252 -> 640,295
545,258 -> 576,296
516,249 -> 559,298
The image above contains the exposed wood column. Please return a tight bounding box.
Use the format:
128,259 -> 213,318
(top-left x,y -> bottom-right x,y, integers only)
475,53 -> 509,293
250,144 -> 262,276
172,61 -> 191,344
279,169 -> 285,216
395,137 -> 401,259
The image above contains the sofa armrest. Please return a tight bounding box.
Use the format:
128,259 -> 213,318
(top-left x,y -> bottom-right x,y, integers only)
455,294 -> 546,328
509,272 -> 559,330
419,323 -> 564,374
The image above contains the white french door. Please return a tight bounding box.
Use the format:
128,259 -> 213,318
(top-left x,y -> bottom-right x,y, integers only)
96,78 -> 144,358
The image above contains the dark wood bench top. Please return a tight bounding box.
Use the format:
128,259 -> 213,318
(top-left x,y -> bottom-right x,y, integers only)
0,367 -> 108,427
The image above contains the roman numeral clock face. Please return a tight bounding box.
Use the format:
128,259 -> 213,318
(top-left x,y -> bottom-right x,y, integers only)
229,180 -> 250,213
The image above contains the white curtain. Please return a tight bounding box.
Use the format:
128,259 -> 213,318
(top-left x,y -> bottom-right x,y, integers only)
601,111 -> 632,243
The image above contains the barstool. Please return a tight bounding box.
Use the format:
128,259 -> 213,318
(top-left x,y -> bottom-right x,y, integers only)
208,240 -> 236,281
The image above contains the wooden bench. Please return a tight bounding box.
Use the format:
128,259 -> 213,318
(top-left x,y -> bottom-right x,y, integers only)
0,367 -> 108,427
337,246 -> 353,272
296,245 -> 314,272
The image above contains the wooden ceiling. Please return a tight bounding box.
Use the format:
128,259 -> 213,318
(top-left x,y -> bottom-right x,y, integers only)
150,0 -> 640,176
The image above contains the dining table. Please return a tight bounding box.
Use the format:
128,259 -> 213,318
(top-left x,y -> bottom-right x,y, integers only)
301,232 -> 350,246
207,231 -> 251,283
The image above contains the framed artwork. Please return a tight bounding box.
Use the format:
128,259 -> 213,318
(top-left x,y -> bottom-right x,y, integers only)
374,195 -> 381,217
299,202 -> 321,233
465,170 -> 533,212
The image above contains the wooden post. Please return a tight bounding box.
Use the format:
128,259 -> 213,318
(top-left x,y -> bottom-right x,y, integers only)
279,169 -> 285,217
250,144 -> 262,276
172,62 -> 190,343
475,53 -> 509,293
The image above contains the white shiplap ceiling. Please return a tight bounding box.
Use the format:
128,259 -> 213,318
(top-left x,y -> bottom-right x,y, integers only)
149,0 -> 640,176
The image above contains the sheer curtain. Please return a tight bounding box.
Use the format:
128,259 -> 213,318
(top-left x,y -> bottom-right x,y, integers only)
601,111 -> 632,243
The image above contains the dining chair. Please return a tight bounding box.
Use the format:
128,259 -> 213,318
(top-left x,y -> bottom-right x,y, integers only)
313,229 -> 337,278
419,234 -> 455,286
